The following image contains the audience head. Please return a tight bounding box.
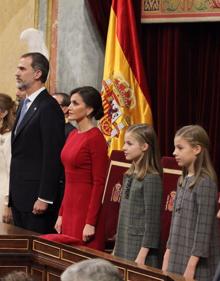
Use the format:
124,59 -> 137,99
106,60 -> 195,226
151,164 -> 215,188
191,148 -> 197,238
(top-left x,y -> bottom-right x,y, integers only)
69,86 -> 104,121
174,124 -> 217,187
1,271 -> 34,281
53,92 -> 71,116
61,258 -> 123,281
16,52 -> 49,91
0,93 -> 16,134
124,123 -> 162,180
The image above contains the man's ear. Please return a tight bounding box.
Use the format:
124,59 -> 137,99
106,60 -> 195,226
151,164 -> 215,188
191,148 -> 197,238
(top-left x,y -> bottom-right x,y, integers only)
34,69 -> 42,80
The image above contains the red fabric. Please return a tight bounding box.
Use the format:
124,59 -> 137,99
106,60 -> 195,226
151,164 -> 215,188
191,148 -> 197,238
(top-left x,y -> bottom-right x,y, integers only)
97,150 -> 130,250
111,0 -> 151,105
40,234 -> 84,246
59,128 -> 109,250
110,150 -> 127,163
102,151 -> 130,240
142,23 -> 220,182
160,157 -> 181,257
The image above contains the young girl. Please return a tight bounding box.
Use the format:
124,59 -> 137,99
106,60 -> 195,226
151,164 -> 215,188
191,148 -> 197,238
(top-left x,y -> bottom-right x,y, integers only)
114,124 -> 163,267
162,125 -> 220,281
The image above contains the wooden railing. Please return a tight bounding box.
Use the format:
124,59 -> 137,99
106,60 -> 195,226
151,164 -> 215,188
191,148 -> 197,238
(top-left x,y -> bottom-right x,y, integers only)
0,223 -> 193,281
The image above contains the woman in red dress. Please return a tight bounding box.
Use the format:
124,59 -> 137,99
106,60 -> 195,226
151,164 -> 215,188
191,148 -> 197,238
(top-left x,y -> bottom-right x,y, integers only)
55,86 -> 109,250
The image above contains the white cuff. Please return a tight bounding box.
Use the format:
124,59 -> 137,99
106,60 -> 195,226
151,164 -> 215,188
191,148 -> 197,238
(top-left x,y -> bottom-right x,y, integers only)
38,197 -> 53,204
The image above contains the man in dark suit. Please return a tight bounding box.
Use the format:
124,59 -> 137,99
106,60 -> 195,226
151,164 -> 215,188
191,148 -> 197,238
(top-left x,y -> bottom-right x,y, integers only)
52,92 -> 75,139
9,52 -> 65,233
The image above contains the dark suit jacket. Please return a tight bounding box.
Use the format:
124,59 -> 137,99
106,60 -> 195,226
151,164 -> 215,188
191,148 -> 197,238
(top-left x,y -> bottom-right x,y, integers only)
65,122 -> 75,139
9,89 -> 65,212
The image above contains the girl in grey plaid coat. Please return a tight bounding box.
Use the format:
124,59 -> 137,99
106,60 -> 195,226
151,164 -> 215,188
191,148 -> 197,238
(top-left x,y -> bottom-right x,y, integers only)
114,124 -> 163,267
162,125 -> 220,281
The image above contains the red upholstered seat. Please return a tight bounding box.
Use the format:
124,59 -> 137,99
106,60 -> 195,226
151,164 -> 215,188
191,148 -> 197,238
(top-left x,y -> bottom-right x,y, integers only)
100,150 -> 131,251
40,234 -> 84,246
160,156 -> 182,259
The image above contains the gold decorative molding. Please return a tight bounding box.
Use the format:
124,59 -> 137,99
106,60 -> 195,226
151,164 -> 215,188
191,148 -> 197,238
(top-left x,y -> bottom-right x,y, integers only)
163,168 -> 182,175
127,269 -> 164,281
46,0 -> 53,50
61,249 -> 91,263
47,272 -> 60,281
141,0 -> 220,23
46,0 -> 58,93
34,0 -> 39,28
116,266 -> 126,280
102,160 -> 131,203
0,238 -> 29,250
33,240 -> 61,258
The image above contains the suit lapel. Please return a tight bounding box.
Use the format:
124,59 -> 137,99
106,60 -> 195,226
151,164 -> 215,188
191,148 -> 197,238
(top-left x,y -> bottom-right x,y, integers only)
12,90 -> 48,142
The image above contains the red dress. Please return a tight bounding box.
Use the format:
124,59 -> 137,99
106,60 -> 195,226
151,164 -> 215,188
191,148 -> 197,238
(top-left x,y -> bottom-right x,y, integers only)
59,128 -> 109,250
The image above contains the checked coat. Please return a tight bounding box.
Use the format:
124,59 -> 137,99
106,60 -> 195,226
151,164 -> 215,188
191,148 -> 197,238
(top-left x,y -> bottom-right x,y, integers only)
114,173 -> 162,267
167,176 -> 220,281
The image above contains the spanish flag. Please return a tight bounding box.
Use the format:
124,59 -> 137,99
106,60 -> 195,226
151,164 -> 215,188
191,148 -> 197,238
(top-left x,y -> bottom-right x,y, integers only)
100,0 -> 152,153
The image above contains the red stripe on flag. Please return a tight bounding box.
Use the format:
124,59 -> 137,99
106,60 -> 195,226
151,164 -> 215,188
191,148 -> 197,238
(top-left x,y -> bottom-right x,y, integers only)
111,0 -> 151,106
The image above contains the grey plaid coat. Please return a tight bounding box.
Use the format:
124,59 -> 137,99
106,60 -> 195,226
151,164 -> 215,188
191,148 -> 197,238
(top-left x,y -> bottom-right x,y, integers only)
114,173 -> 162,268
167,176 -> 220,281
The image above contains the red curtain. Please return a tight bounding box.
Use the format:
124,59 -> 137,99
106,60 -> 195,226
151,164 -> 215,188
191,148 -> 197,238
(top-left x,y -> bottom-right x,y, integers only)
86,0 -> 220,180
142,22 -> 220,178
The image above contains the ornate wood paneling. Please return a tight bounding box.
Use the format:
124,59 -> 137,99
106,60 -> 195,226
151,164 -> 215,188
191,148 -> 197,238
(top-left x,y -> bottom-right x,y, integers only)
0,223 -> 189,281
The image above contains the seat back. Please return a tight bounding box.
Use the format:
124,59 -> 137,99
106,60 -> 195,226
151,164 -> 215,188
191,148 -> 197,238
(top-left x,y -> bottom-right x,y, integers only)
100,150 -> 130,249
160,156 -> 182,258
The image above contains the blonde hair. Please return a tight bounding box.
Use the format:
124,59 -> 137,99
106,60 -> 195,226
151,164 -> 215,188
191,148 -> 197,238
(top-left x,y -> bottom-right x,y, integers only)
125,124 -> 162,180
175,125 -> 217,188
0,93 -> 15,134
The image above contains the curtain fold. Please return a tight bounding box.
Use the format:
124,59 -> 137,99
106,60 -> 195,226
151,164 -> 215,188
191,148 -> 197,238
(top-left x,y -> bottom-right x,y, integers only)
143,22 -> 220,177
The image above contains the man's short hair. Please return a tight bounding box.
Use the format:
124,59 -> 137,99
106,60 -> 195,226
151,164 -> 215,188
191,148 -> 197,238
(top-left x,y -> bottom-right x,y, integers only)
21,52 -> 49,83
53,92 -> 71,107
61,258 -> 123,281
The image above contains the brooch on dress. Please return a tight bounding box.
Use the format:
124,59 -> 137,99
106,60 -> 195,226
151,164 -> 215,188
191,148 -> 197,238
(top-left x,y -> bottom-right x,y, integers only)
124,176 -> 133,199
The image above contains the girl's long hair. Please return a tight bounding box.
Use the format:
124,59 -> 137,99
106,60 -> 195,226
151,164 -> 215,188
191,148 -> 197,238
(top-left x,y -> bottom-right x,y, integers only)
175,125 -> 217,188
125,124 -> 162,180
0,93 -> 15,134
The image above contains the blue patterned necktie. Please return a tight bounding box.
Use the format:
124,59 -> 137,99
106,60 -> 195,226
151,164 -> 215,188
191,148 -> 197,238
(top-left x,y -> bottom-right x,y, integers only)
15,98 -> 30,133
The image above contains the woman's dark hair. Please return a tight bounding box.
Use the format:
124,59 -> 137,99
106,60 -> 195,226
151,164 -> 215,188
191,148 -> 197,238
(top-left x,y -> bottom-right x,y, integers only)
70,86 -> 104,120
0,93 -> 16,134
